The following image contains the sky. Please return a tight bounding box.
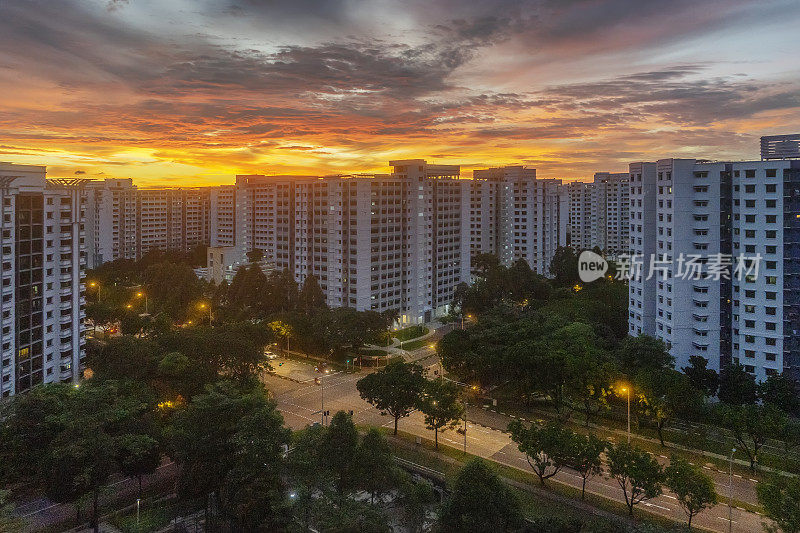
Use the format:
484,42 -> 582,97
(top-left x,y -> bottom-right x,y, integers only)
1,0 -> 799,186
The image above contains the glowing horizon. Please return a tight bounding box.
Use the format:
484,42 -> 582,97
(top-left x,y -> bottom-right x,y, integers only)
2,0 -> 800,187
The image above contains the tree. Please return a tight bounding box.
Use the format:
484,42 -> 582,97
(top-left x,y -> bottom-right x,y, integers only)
508,420 -> 573,485
143,261 -> 203,319
246,248 -> 264,264
398,479 -> 435,533
86,335 -> 160,383
298,274 -> 327,312
41,381 -> 151,533
356,361 -> 426,435
718,363 -> 758,405
0,384 -> 72,483
664,455 -> 718,528
268,320 -> 293,352
228,263 -> 269,316
288,424 -> 328,530
417,378 -> 464,450
759,373 -> 800,415
566,433 -> 606,499
321,411 -> 360,495
168,382 -> 278,503
606,442 -> 664,516
220,400 -> 291,530
357,429 -> 399,503
0,490 -> 24,531
719,403 -> 786,472
757,475 -> 800,533
85,301 -> 116,335
472,253 -> 502,279
116,433 -> 161,500
615,335 -> 675,376
682,355 -> 719,396
317,307 -> 386,355
551,322 -> 613,425
637,369 -> 703,447
549,246 -> 579,287
438,459 -> 522,532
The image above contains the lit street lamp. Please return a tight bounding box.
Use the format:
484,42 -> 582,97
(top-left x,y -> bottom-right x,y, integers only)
135,291 -> 148,314
88,281 -> 101,301
198,301 -> 212,324
620,385 -> 631,443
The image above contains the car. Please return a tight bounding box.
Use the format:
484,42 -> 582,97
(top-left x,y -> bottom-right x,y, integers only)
264,350 -> 278,360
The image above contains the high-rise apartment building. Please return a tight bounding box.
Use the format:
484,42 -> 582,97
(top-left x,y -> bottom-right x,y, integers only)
0,163 -> 86,397
628,157 -> 800,381
85,178 -> 138,267
210,185 -> 236,247
593,172 -> 629,257
136,188 -> 211,259
229,161 -> 469,323
567,181 -> 598,251
469,165 -> 568,275
567,172 -> 629,257
85,181 -> 213,268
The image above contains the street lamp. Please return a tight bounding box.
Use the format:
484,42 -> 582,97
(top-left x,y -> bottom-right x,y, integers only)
135,291 -> 148,314
88,281 -> 101,301
126,304 -> 132,310
728,447 -> 736,533
320,368 -> 330,426
198,301 -> 212,324
463,397 -> 468,455
620,386 -> 631,443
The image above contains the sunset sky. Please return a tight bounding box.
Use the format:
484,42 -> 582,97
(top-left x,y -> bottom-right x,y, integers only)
2,0 -> 800,186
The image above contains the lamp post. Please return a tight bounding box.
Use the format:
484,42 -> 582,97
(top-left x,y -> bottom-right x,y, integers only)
621,386 -> 631,443
729,447 -> 736,533
463,397 -> 468,455
320,369 -> 330,426
136,291 -> 148,314
136,498 -> 140,528
88,281 -> 101,301
198,302 -> 212,324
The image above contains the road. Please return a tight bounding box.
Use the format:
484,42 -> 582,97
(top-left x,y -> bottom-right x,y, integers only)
265,352 -> 769,533
13,460 -> 177,532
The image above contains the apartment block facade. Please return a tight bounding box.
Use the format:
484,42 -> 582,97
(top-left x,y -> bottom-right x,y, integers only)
0,163 -> 86,397
567,172 -> 629,257
469,166 -> 568,275
230,161 -> 469,323
85,180 -> 213,268
628,157 -> 800,381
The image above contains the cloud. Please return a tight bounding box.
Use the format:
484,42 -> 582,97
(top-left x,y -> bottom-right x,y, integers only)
0,0 -> 799,183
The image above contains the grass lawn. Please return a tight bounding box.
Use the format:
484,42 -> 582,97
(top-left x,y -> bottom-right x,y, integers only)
393,325 -> 429,341
110,505 -> 172,533
399,338 -> 431,351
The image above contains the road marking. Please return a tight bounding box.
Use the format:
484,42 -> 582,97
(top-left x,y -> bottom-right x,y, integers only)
643,502 -> 672,511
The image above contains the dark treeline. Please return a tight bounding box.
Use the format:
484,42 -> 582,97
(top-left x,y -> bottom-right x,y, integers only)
443,247 -> 800,472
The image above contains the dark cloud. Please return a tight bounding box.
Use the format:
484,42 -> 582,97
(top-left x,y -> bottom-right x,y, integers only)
0,0 -> 799,181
